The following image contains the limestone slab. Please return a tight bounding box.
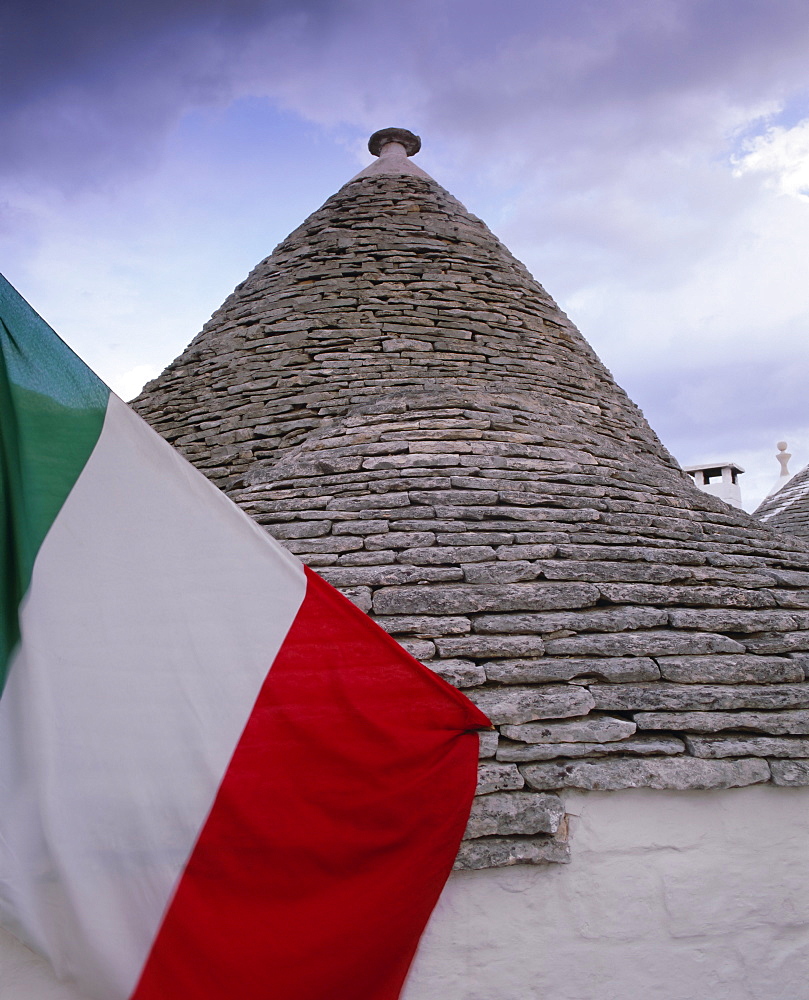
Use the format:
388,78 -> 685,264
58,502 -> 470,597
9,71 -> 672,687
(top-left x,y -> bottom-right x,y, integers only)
668,609 -> 803,632
658,653 -> 804,683
537,560 -> 688,584
744,630 -> 809,654
484,656 -> 659,684
591,682 -> 809,711
466,684 -> 595,725
476,608 -> 668,634
397,638 -> 435,660
462,561 -> 539,584
435,635 -> 546,658
364,530 -> 435,549
521,757 -> 769,791
453,835 -> 570,870
496,735 -> 685,761
475,762 -> 525,795
770,760 -> 809,785
544,631 -> 746,657
685,735 -> 809,758
633,709 -> 809,734
464,790 -> 564,837
372,582 -> 599,615
401,546 -> 497,567
502,715 -> 636,744
336,585 -> 372,613
597,583 -> 778,607
323,565 -> 464,587
427,658 -> 486,688
374,615 -> 472,636
788,652 -> 809,676
478,730 -> 499,758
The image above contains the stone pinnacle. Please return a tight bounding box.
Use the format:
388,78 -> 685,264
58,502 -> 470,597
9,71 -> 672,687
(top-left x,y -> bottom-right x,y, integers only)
352,128 -> 430,180
368,127 -> 422,157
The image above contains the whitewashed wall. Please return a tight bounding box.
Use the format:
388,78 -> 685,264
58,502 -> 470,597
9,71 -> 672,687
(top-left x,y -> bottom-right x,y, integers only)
405,785 -> 809,1000
2,786 -> 809,1000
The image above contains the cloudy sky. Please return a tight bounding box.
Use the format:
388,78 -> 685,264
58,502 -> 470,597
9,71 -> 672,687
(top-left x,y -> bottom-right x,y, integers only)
2,0 -> 809,509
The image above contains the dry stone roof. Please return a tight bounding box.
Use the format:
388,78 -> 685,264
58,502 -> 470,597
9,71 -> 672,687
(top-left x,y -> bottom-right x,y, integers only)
134,130 -> 809,871
754,464 -> 809,540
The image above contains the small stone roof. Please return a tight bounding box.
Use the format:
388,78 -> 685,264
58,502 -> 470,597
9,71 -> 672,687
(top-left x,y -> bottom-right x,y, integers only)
135,130 -> 809,871
754,463 -> 809,539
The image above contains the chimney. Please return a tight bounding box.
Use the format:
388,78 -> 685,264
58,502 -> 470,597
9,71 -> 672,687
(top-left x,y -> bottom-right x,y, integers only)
683,461 -> 745,508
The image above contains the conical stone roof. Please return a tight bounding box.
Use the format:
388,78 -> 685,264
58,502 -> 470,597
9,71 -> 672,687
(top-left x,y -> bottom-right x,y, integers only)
135,131 -> 809,870
754,464 -> 809,540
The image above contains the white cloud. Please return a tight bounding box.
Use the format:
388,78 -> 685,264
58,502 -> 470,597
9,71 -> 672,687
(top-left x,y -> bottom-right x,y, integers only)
733,117 -> 809,200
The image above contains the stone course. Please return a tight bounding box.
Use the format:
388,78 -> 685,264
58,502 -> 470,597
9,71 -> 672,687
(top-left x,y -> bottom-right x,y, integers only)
134,143 -> 809,870
521,757 -> 770,791
501,715 -> 637,743
497,735 -> 685,761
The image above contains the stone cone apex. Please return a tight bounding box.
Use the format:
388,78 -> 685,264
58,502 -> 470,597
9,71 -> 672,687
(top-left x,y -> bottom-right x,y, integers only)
135,134 -> 809,871
135,131 -> 676,489
351,127 -> 432,181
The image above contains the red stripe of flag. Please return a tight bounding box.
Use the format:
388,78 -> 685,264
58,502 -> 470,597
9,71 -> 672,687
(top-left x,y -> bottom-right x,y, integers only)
131,567 -> 489,1000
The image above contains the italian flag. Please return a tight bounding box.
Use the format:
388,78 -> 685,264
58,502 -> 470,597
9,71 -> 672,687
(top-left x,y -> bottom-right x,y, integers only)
0,274 -> 489,1000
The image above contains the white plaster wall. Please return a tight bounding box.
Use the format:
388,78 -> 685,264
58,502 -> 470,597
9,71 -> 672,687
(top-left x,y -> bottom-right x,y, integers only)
2,786 -> 808,1000
700,479 -> 744,509
404,786 -> 809,1000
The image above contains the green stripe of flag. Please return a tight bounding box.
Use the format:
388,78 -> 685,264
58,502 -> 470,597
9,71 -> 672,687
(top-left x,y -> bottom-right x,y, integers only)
0,274 -> 110,690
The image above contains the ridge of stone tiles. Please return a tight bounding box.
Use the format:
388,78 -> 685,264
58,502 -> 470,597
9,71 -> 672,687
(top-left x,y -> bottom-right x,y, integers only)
753,463 -> 809,540
132,171 -> 676,492
227,391 -> 809,870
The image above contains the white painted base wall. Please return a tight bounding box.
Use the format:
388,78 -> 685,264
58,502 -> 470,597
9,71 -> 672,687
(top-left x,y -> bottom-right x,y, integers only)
2,786 -> 808,1000
404,786 -> 809,1000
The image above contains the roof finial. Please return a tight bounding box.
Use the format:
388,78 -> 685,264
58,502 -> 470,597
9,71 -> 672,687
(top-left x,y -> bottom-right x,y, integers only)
777,441 -> 791,477
368,128 -> 422,157
352,128 -> 431,182
766,440 -> 794,496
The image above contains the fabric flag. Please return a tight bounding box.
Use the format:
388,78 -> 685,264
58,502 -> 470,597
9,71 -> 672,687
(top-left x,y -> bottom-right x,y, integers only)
0,273 -> 490,1000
